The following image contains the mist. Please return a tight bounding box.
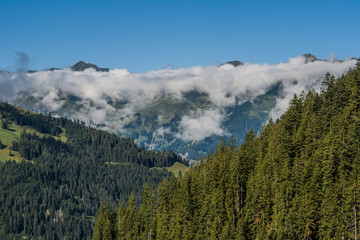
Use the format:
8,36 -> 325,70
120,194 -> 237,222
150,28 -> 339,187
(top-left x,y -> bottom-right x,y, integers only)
177,108 -> 228,142
0,54 -> 356,141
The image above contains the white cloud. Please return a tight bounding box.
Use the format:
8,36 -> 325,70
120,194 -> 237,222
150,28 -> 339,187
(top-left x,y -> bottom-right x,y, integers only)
0,71 -> 15,101
40,89 -> 65,111
153,126 -> 171,138
176,108 -> 227,142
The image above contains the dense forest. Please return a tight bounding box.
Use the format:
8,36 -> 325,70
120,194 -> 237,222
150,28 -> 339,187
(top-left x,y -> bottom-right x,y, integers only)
0,103 -> 187,239
93,62 -> 360,239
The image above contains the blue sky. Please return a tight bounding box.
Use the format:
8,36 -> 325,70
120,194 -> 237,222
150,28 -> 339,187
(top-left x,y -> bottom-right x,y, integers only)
1,0 -> 359,72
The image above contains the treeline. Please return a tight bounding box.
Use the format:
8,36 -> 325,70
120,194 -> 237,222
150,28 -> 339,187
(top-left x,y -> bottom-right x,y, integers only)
93,61 -> 360,239
0,103 -> 186,239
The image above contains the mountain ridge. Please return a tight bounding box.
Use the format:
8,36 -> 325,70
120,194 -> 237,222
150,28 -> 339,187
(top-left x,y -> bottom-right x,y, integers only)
4,53 -> 346,73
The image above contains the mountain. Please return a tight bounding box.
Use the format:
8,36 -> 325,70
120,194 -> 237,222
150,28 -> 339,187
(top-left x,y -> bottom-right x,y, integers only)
71,61 -> 109,72
220,60 -> 244,67
92,61 -> 360,239
302,53 -> 318,63
0,102 -> 187,239
3,54 -> 357,160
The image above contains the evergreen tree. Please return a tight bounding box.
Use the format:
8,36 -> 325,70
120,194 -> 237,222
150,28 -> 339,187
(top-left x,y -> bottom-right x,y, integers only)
139,184 -> 156,240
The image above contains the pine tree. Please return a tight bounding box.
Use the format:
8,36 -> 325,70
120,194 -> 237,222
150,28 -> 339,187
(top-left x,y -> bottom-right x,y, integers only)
93,202 -> 116,240
123,193 -> 140,239
139,184 -> 156,240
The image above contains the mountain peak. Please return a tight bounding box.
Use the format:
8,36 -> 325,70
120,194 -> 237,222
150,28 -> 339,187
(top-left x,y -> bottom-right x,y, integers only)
220,60 -> 244,67
302,53 -> 318,63
71,61 -> 109,72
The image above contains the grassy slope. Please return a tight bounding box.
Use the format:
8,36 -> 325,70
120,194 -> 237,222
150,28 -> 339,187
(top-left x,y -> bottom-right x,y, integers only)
166,161 -> 190,177
0,126 -> 23,162
0,122 -> 67,163
150,162 -> 189,177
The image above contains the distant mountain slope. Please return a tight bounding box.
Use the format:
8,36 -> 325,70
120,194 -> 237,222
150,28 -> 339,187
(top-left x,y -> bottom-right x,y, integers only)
2,54 -> 357,159
0,102 -> 186,239
13,77 -> 280,160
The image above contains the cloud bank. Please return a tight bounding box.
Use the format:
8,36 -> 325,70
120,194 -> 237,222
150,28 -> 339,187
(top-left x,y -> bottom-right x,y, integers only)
0,55 -> 357,141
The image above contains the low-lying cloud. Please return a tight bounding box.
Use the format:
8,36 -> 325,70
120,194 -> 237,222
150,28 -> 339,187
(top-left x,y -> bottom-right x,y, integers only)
0,54 -> 357,142
176,108 -> 227,142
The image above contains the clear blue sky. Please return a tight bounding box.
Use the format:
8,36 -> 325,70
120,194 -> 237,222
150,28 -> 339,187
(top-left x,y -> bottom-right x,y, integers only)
1,0 -> 359,72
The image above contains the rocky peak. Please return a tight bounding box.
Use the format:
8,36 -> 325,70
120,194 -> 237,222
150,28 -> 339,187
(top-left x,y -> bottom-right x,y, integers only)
71,61 -> 109,72
220,60 -> 244,67
302,53 -> 318,63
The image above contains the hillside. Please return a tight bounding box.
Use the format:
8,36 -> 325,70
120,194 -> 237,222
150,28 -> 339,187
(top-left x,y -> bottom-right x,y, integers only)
0,103 -> 187,239
92,62 -> 360,239
0,110 -> 67,162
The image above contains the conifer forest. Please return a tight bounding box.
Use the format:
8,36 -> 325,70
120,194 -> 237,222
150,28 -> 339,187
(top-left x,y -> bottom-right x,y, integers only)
93,62 -> 360,239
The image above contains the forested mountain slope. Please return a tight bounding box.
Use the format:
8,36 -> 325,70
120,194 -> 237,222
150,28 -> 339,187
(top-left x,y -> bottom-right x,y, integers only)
93,62 -> 360,239
0,103 -> 187,239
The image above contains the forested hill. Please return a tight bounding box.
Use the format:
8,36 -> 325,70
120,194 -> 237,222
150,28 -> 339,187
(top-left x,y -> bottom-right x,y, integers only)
0,103 -> 187,239
93,61 -> 360,240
